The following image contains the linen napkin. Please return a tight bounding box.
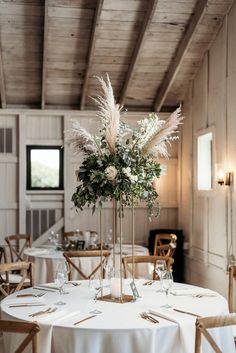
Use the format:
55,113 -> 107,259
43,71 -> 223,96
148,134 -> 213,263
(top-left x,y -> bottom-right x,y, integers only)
170,288 -> 216,296
149,308 -> 196,353
4,296 -> 46,306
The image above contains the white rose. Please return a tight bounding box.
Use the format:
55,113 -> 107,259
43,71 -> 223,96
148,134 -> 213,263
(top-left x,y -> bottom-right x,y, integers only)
130,175 -> 138,183
105,166 -> 118,181
122,167 -> 131,178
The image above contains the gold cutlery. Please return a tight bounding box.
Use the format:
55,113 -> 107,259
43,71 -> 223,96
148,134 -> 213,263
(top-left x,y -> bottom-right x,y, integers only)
143,280 -> 154,286
16,293 -> 45,298
33,286 -> 58,293
173,308 -> 200,317
29,307 -> 57,317
148,311 -> 176,323
73,315 -> 97,326
9,304 -> 46,308
66,281 -> 81,287
192,294 -> 216,298
140,312 -> 159,323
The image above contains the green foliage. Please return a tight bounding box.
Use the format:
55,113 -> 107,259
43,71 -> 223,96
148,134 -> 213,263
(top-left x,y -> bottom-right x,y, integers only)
72,140 -> 161,217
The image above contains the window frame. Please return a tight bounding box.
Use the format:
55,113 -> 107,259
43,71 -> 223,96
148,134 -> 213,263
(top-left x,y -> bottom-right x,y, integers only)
194,126 -> 216,196
26,145 -> 64,191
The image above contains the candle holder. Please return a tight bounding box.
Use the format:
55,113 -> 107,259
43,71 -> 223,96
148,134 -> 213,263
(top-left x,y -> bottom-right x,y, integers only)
98,197 -> 134,304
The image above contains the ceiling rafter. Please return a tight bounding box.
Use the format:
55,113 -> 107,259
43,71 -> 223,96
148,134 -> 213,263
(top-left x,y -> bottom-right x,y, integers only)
119,0 -> 159,107
80,0 -> 104,110
41,0 -> 49,109
0,41 -> 6,108
153,0 -> 209,112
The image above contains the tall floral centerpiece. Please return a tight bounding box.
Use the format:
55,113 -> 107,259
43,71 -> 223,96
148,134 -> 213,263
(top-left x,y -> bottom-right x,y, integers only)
67,74 -> 183,302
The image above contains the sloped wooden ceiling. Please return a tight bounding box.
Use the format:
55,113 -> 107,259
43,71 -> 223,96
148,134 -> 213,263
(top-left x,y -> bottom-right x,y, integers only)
0,0 -> 234,111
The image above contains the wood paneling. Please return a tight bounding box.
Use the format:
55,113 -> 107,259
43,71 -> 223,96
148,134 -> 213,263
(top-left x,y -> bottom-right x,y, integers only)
180,1 -> 236,296
0,0 -> 231,109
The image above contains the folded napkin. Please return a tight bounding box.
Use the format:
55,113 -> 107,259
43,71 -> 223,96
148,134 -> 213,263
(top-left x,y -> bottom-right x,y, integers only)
4,296 -> 46,306
149,308 -> 196,353
170,288 -> 216,296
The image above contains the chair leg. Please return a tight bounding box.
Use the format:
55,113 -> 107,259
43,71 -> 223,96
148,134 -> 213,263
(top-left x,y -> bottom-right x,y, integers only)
195,328 -> 201,353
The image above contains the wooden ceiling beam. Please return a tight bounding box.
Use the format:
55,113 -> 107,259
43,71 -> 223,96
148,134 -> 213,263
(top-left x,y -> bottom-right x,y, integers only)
0,42 -> 6,108
41,0 -> 49,109
119,0 -> 159,107
80,0 -> 104,110
154,0 -> 209,112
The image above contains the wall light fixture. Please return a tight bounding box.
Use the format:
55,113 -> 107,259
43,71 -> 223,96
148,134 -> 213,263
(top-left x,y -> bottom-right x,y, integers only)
216,164 -> 233,186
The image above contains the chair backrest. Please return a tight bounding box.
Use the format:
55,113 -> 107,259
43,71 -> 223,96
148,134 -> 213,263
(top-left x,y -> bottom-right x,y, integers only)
153,233 -> 177,257
0,246 -> 7,263
5,234 -> 32,262
0,320 -> 40,353
228,265 -> 236,313
122,255 -> 173,279
0,261 -> 34,297
63,250 -> 110,280
195,314 -> 236,353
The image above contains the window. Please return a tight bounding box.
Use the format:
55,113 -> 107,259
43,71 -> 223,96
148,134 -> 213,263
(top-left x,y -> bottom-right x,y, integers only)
26,146 -> 63,190
196,129 -> 214,191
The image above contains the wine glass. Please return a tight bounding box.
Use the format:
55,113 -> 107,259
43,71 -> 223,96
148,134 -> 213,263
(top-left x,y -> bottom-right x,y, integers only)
160,271 -> 173,308
89,274 -> 102,314
155,259 -> 167,292
54,261 -> 69,305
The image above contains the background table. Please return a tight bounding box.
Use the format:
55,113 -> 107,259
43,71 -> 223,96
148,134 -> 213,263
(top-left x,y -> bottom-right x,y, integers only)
1,281 -> 234,353
24,244 -> 149,284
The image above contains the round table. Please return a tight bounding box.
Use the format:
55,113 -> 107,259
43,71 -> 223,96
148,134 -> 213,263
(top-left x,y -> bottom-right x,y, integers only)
24,245 -> 149,285
1,281 -> 234,353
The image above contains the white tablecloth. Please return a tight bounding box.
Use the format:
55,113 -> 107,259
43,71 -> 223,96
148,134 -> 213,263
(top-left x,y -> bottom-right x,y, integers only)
24,245 -> 149,285
1,281 -> 235,353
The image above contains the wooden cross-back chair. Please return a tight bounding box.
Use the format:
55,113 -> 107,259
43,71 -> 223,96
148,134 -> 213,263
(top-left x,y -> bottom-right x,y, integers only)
153,233 -> 177,257
0,320 -> 40,353
195,314 -> 236,353
63,231 -> 78,240
5,234 -> 32,262
0,261 -> 34,298
122,255 -> 174,279
228,265 -> 236,313
63,250 -> 111,280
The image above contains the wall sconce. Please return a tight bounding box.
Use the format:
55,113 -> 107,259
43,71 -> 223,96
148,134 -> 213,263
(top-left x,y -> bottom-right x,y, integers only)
216,164 -> 233,186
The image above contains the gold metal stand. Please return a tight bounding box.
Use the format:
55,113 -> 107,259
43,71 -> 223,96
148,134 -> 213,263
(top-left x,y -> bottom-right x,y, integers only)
98,196 -> 134,304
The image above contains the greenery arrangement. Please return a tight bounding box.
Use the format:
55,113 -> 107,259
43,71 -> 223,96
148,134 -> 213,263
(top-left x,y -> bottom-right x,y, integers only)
67,75 -> 183,217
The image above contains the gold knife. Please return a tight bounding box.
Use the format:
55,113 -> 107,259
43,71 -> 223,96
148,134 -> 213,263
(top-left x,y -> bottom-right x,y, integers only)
73,315 -> 96,326
9,304 -> 46,308
173,308 -> 200,317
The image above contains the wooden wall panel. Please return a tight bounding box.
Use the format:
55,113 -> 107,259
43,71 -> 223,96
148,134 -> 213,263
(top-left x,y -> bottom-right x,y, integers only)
180,3 -> 236,296
227,1 -> 236,259
207,22 -> 227,259
25,115 -> 63,140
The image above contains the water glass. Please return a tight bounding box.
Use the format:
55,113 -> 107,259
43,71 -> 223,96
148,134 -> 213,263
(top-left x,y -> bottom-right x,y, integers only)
54,261 -> 70,305
89,274 -> 102,314
160,271 -> 173,308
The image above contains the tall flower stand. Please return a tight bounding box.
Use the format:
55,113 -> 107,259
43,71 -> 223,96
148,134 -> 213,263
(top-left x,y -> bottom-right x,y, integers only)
98,198 -> 134,303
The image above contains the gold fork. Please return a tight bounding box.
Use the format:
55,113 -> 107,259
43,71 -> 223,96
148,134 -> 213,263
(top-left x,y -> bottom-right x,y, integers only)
29,307 -> 57,317
140,312 -> 159,323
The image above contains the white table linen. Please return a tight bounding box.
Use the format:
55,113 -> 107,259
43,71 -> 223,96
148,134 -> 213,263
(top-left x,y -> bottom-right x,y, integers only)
24,245 -> 149,285
1,281 -> 235,353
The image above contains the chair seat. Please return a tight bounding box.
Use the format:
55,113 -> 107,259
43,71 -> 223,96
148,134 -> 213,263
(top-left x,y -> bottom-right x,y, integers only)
1,273 -> 30,284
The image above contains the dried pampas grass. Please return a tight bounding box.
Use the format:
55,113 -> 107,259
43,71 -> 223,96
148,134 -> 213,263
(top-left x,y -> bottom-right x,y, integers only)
65,120 -> 97,155
91,74 -> 122,154
142,106 -> 183,157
